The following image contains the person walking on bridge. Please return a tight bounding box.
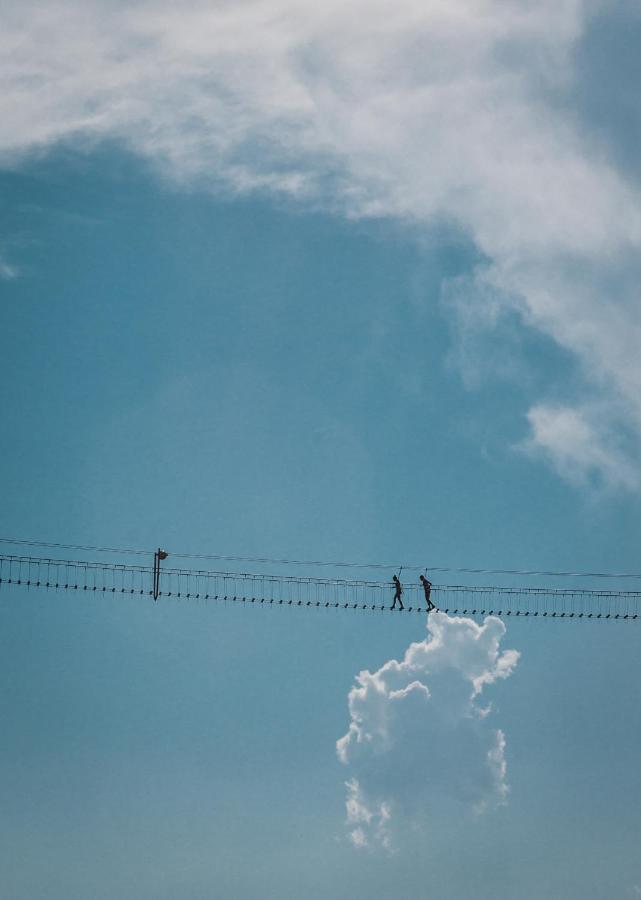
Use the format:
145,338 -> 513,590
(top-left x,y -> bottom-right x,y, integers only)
420,574 -> 436,611
391,574 -> 404,610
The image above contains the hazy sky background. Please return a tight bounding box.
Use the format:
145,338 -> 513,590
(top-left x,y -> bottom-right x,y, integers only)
1,2 -> 641,898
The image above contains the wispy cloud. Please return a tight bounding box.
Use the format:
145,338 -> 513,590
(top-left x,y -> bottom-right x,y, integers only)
336,613 -> 519,849
522,403 -> 641,492
2,1 -> 641,485
0,254 -> 18,280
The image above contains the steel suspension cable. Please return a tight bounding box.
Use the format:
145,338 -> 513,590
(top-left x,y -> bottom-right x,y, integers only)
1,537 -> 641,580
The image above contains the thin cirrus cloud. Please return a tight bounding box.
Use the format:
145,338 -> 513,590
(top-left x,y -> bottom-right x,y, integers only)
0,255 -> 18,280
336,612 -> 520,849
2,0 -> 641,487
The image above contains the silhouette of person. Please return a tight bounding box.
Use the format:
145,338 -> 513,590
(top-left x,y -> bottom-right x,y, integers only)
420,574 -> 436,611
391,575 -> 404,610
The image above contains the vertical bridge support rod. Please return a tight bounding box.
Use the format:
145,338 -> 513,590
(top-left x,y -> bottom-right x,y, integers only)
152,548 -> 168,601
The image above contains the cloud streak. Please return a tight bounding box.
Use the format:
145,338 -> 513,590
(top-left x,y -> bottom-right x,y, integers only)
336,612 -> 519,849
0,255 -> 19,281
2,0 -> 641,485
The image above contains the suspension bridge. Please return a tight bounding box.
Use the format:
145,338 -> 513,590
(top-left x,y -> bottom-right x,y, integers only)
1,539 -> 640,620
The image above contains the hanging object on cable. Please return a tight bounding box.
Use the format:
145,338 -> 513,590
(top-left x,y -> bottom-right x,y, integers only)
152,548 -> 168,601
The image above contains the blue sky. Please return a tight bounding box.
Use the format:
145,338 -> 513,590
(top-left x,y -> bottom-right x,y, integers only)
1,2 -> 641,898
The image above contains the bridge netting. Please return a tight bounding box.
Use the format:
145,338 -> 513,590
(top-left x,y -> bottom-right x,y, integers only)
1,553 -> 641,620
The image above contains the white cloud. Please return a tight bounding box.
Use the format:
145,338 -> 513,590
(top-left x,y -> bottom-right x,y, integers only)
523,403 -> 641,491
3,0 -> 641,485
344,778 -> 392,850
336,612 -> 519,849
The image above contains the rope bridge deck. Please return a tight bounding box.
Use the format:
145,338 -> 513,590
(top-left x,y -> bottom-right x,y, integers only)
1,553 -> 640,620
